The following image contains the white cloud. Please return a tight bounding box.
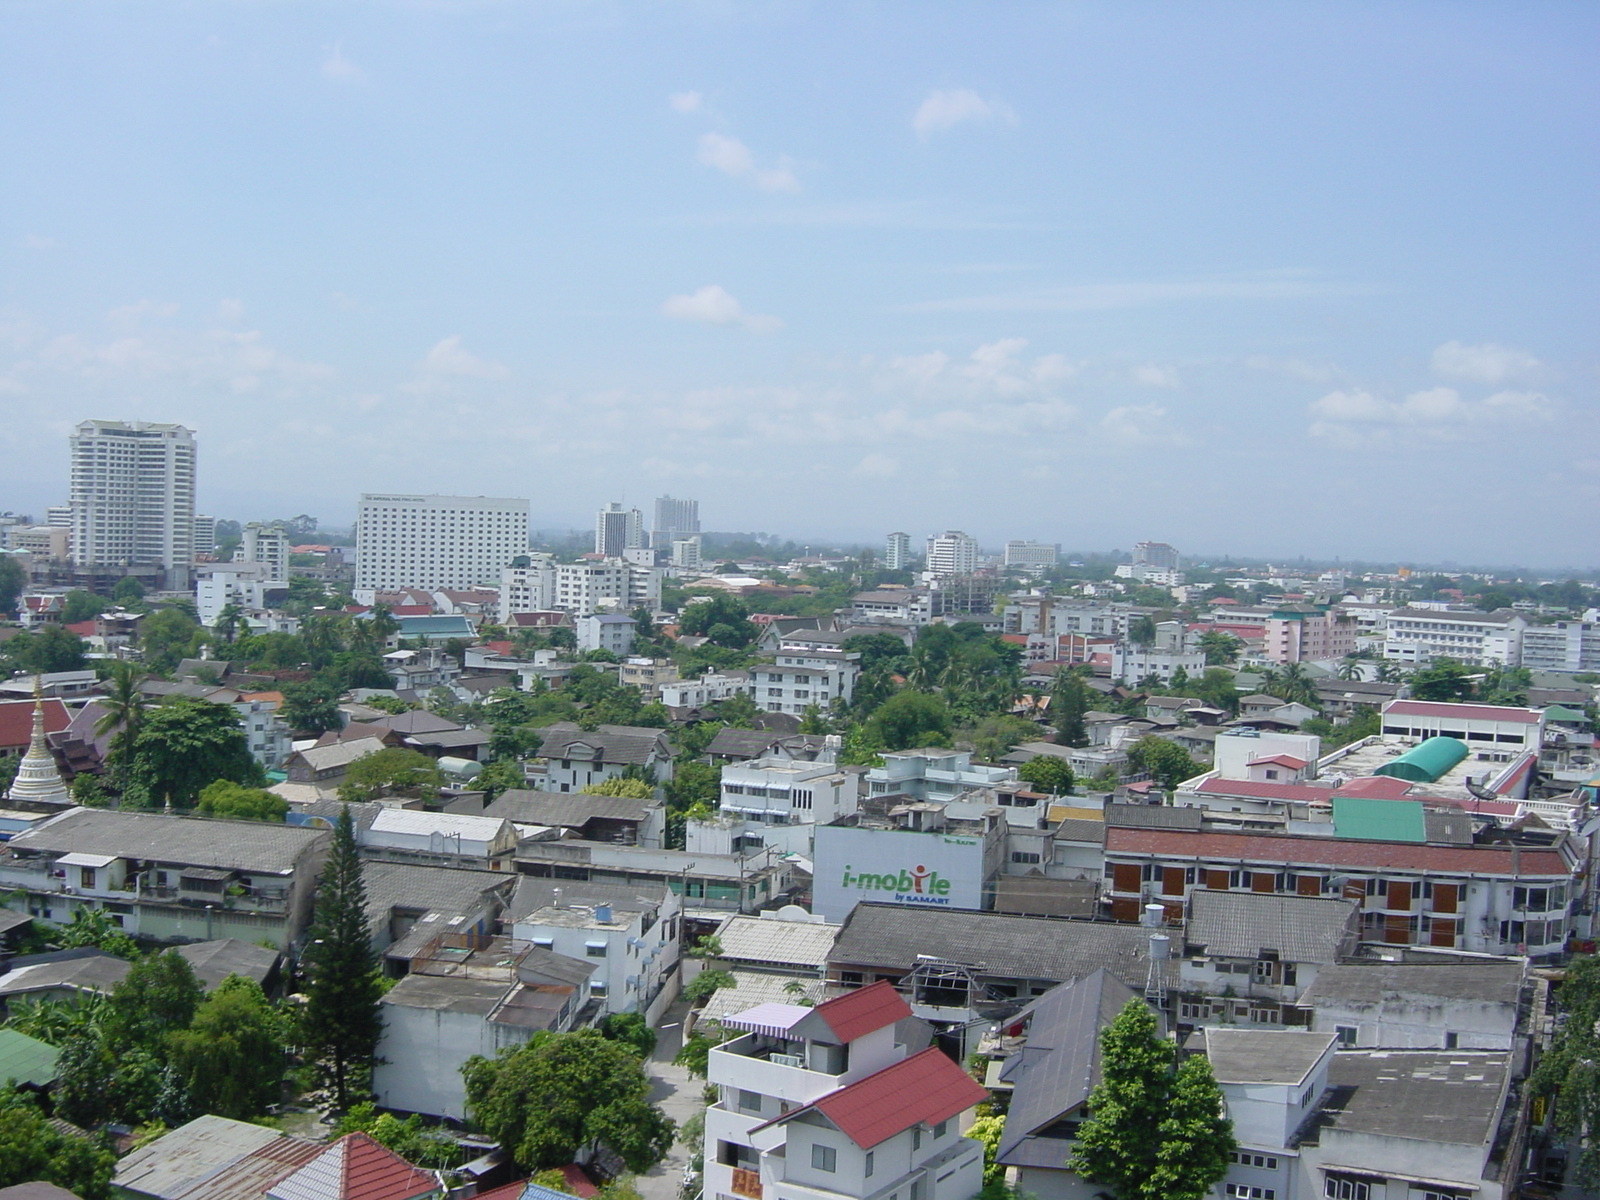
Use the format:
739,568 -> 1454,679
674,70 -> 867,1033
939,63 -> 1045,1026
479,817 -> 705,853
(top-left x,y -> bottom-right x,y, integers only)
882,338 -> 1081,400
1131,364 -> 1181,389
900,271 -> 1361,313
108,299 -> 180,328
696,132 -> 800,192
1308,385 -> 1553,446
1243,355 -> 1340,383
669,91 -> 704,114
321,43 -> 365,83
217,298 -> 245,324
17,234 -> 55,251
853,453 -> 899,479
417,335 -> 508,379
1431,340 -> 1541,385
1099,404 -> 1178,445
912,88 -> 1017,138
661,285 -> 782,334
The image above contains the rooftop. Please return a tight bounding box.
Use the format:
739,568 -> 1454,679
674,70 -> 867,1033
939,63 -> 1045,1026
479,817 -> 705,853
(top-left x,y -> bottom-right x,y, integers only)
1316,1050 -> 1511,1147
538,723 -> 668,766
1186,890 -> 1357,963
7,807 -> 328,875
811,1047 -> 989,1149
1205,1028 -> 1337,1085
487,789 -> 654,828
1384,699 -> 1542,725
1301,960 -> 1525,1009
714,913 -> 840,969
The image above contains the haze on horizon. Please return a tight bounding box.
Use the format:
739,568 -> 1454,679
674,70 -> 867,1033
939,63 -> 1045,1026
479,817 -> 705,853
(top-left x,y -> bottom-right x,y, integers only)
2,2 -> 1596,567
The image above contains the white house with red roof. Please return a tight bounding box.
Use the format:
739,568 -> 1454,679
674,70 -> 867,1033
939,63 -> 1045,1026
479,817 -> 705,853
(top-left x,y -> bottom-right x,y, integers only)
705,980 -> 987,1200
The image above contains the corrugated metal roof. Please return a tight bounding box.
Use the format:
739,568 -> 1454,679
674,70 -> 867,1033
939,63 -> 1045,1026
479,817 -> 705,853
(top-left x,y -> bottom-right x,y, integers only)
1332,797 -> 1427,843
1105,825 -> 1571,875
714,914 -> 840,968
113,1115 -> 286,1199
1186,890 -> 1357,962
805,979 -> 910,1043
0,1029 -> 59,1087
1385,699 -> 1540,725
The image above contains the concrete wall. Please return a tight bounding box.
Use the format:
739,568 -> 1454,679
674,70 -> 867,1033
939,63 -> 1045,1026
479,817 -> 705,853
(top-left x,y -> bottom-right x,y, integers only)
372,1002 -> 524,1121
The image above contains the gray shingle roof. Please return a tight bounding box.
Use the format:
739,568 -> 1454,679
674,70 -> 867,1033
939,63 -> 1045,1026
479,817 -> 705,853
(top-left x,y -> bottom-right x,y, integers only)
1320,1049 -> 1510,1145
829,903 -> 1170,993
996,970 -> 1141,1168
175,939 -> 279,990
362,860 -> 514,941
538,723 -> 668,765
356,710 -> 463,735
1186,890 -> 1358,963
1301,960 -> 1524,1009
1053,819 -> 1106,844
714,914 -> 841,969
0,951 -> 132,999
1204,1028 -> 1337,1085
1104,804 -> 1204,831
487,789 -> 653,828
6,809 -> 328,875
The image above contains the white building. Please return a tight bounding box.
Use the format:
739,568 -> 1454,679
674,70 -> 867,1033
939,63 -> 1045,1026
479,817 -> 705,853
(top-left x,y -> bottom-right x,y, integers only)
924,531 -> 979,577
864,749 -> 1016,803
1003,540 -> 1059,572
577,613 -> 637,656
356,494 -> 528,591
508,878 -> 681,1018
746,637 -> 860,716
1521,620 -> 1600,673
1108,641 -> 1206,684
671,535 -> 704,570
885,532 -> 912,571
1132,540 -> 1179,570
659,671 -> 747,710
652,495 -> 699,549
1378,698 -> 1545,755
238,523 -> 289,581
595,503 -> 644,557
69,420 -> 196,590
501,558 -> 662,621
192,514 -> 215,558
705,982 -> 988,1200
1382,607 -> 1528,667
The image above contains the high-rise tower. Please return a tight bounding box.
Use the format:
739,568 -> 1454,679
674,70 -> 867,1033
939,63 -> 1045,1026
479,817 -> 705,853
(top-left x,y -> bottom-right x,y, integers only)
69,420 -> 197,589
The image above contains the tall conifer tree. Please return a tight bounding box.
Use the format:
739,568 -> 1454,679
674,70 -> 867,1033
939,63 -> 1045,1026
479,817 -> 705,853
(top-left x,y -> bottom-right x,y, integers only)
301,806 -> 383,1109
1052,668 -> 1089,747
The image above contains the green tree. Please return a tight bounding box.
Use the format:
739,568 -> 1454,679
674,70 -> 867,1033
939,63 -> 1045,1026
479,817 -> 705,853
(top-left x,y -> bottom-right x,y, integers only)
213,602 -> 246,644
581,777 -> 655,799
196,779 -> 288,822
673,1024 -> 721,1078
462,1029 -> 675,1172
683,969 -> 736,1005
1191,667 -> 1239,713
1267,662 -> 1319,709
475,759 -> 527,799
676,595 -> 757,649
56,907 -> 139,960
1197,630 -> 1241,666
0,1089 -> 117,1200
300,807 -> 384,1110
865,690 -> 953,751
0,557 -> 26,618
1068,999 -> 1234,1200
113,577 -> 146,604
1533,954 -> 1600,1183
712,690 -> 760,728
332,1101 -> 461,1169
1407,657 -> 1476,702
125,697 -> 264,809
1018,755 -> 1074,795
967,714 -> 1039,763
167,975 -> 285,1119
61,589 -> 111,624
967,1113 -> 1006,1185
598,1011 -> 658,1058
138,607 -> 203,674
337,746 -> 445,803
279,680 -> 344,736
103,951 -> 205,1053
1128,616 -> 1158,646
94,661 -> 148,783
14,625 -> 88,673
1051,669 -> 1090,747
1126,736 -> 1200,790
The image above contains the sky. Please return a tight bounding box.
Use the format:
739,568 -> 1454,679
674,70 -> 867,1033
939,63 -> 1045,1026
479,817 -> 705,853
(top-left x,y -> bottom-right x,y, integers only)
2,1 -> 1597,567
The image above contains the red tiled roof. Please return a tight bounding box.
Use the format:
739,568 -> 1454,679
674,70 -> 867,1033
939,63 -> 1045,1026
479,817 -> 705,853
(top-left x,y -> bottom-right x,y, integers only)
810,979 -> 911,1043
390,605 -> 433,617
0,699 -> 71,750
1194,778 -> 1334,803
1384,699 -> 1541,725
814,1047 -> 989,1149
1334,776 -> 1414,799
1247,755 -> 1307,769
63,620 -> 98,636
1105,825 -> 1572,877
335,1132 -> 437,1200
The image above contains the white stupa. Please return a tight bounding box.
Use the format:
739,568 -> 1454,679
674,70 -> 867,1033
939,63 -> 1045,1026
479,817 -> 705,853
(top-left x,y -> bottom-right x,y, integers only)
6,679 -> 70,805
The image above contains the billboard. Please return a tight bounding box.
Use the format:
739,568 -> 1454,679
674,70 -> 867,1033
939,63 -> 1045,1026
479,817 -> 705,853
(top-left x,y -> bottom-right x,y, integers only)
812,824 -> 988,921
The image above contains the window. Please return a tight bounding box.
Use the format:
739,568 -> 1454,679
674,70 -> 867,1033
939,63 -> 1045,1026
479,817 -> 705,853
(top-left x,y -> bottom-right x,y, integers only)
811,1145 -> 837,1173
586,941 -> 607,957
1229,1153 -> 1279,1170
1335,1025 -> 1357,1046
1412,1189 -> 1470,1200
912,1128 -> 921,1151
1325,1176 -> 1375,1200
865,1152 -> 875,1177
1011,851 -> 1042,865
933,1120 -> 949,1138
1226,1188 -> 1275,1200
1445,1031 -> 1459,1049
738,1090 -> 762,1113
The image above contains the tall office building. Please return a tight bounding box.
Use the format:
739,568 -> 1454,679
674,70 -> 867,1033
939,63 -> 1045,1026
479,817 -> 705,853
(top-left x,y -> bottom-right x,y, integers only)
925,530 -> 979,577
651,495 -> 700,549
69,420 -> 197,589
885,531 -> 911,571
192,515 -> 217,558
595,503 -> 644,557
1003,540 -> 1059,571
1133,541 -> 1180,571
356,494 -> 529,590
240,523 -> 290,581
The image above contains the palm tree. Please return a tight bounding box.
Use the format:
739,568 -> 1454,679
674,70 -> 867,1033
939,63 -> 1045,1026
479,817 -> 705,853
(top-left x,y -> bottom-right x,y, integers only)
94,661 -> 147,778
1376,661 -> 1409,684
1273,662 -> 1320,709
368,603 -> 401,645
213,603 -> 245,644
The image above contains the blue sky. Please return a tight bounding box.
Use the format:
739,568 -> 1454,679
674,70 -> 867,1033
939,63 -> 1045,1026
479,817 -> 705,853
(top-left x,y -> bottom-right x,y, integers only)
3,1 -> 1596,566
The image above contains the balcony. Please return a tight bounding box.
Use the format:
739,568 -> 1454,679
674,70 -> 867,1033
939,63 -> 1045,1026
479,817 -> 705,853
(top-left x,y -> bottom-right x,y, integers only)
707,1035 -> 842,1106
732,1168 -> 763,1199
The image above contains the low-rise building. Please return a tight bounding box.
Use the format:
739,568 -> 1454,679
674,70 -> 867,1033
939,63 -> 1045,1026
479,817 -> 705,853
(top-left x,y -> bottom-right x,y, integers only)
486,788 -> 665,848
747,647 -> 860,716
0,809 -> 330,949
1300,958 -> 1525,1050
1383,607 -> 1528,667
537,722 -> 674,793
577,613 -> 637,656
864,749 -> 1017,803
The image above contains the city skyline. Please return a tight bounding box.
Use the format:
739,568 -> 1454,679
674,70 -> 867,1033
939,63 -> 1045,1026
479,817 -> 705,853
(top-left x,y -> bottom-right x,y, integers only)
2,3 -> 1596,565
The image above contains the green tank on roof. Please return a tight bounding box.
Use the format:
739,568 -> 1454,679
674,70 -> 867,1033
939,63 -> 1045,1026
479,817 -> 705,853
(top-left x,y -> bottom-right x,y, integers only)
1372,735 -> 1470,784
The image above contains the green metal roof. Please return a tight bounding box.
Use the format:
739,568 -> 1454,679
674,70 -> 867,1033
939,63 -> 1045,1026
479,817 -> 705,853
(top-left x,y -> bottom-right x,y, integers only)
1544,706 -> 1587,724
1372,736 -> 1470,784
0,1029 -> 60,1087
1332,796 -> 1427,843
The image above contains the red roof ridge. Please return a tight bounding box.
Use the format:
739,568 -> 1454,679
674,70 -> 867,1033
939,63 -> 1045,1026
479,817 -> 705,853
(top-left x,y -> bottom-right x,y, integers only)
808,979 -> 911,1043
814,1047 -> 989,1149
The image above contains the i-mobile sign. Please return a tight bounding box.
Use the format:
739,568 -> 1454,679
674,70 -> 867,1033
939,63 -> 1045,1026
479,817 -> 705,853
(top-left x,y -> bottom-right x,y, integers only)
812,825 -> 986,920
841,863 -> 953,903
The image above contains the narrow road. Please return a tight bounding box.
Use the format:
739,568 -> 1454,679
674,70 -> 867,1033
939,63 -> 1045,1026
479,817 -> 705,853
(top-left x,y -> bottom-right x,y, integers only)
636,999 -> 704,1200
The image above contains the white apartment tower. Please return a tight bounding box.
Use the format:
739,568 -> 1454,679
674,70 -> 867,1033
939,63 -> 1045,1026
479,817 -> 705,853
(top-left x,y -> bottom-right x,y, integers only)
239,523 -> 290,581
356,494 -> 529,591
884,531 -> 911,571
1003,540 -> 1059,571
924,530 -> 979,577
1132,540 -> 1180,571
595,503 -> 644,557
192,515 -> 216,558
652,495 -> 700,549
69,420 -> 197,589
